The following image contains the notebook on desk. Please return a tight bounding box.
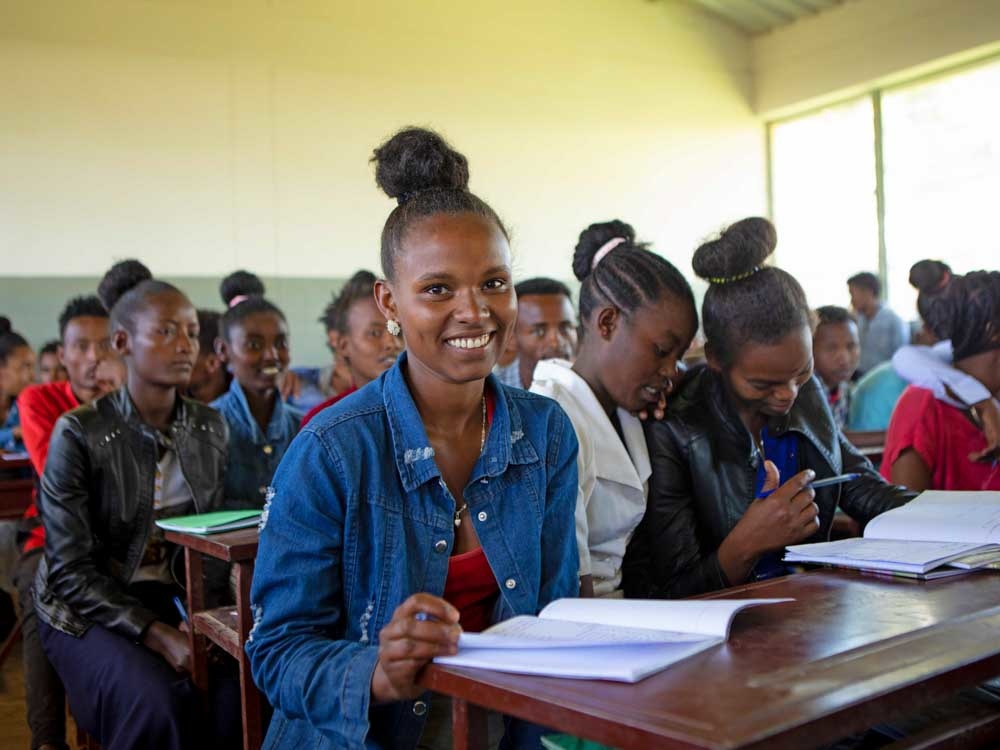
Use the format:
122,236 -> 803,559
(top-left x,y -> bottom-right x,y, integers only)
785,490 -> 1000,576
434,597 -> 790,682
155,509 -> 261,535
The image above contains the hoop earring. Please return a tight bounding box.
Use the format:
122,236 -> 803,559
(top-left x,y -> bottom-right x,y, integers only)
386,319 -> 402,337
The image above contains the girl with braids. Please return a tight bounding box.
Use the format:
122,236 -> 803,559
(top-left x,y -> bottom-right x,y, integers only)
623,218 -> 911,599
530,220 -> 697,598
0,319 -> 36,451
882,261 -> 1000,491
246,127 -> 578,749
34,260 -> 238,750
300,269 -> 403,426
211,271 -> 302,506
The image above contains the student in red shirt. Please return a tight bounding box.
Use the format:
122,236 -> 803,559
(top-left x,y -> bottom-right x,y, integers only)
883,261 -> 1000,492
14,294 -> 112,750
301,270 -> 403,426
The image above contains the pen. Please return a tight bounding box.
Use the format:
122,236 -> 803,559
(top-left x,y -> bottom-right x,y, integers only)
172,595 -> 190,626
759,472 -> 861,499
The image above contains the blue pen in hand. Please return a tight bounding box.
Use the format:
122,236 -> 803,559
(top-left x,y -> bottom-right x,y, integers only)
172,595 -> 190,627
759,472 -> 860,499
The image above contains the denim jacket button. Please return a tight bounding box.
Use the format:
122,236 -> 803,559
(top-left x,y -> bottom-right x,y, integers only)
258,486 -> 267,495
477,511 -> 488,522
505,578 -> 516,590
412,700 -> 428,716
263,445 -> 273,455
434,540 -> 447,553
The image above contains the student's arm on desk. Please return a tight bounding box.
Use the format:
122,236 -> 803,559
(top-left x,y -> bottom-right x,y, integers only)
244,430 -> 378,749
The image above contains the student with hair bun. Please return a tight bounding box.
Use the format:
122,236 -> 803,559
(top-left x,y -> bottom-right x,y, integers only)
0,319 -> 36,451
530,220 -> 697,598
34,260 -> 238,750
300,269 -> 403,426
882,261 -> 1000,491
623,218 -> 911,599
246,127 -> 579,749
211,271 -> 302,506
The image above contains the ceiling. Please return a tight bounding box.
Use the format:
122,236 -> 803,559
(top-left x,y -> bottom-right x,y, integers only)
686,0 -> 848,35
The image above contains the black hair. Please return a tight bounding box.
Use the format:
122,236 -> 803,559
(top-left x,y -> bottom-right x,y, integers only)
514,277 -> 573,301
847,271 -> 881,297
196,309 -> 221,354
40,340 -> 60,356
220,270 -> 265,307
572,219 -> 695,329
909,260 -> 1000,361
58,295 -> 109,339
814,305 -> 856,329
371,127 -> 509,279
693,217 -> 810,367
97,260 -> 185,334
218,272 -> 285,343
0,318 -> 30,366
319,270 -> 378,336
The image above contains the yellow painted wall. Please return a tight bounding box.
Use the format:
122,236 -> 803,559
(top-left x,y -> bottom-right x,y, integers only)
0,0 -> 765,282
753,0 -> 1000,118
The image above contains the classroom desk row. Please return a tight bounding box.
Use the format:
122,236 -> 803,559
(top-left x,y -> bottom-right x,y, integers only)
167,525 -> 1000,750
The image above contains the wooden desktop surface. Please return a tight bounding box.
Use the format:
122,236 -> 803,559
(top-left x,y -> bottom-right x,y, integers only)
422,570 -> 1000,750
0,453 -> 34,519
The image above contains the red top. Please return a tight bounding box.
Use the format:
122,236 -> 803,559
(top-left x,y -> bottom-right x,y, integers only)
882,386 -> 1000,491
442,389 -> 499,632
300,385 -> 358,428
18,381 -> 81,552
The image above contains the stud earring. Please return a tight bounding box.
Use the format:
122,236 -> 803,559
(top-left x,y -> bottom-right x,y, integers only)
386,319 -> 401,337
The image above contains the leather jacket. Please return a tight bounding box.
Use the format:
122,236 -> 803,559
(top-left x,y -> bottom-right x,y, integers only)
623,366 -> 913,599
34,386 -> 228,639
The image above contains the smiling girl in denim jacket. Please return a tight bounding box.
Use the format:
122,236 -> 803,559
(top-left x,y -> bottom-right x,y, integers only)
246,128 -> 579,749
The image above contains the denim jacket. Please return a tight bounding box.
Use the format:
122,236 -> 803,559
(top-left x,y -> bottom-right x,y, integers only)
211,378 -> 302,507
245,354 -> 579,749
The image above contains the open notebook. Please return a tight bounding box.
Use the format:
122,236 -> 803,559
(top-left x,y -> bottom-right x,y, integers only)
434,597 -> 790,683
784,490 -> 1000,576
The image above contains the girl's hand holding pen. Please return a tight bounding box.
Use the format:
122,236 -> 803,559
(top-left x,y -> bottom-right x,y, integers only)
371,593 -> 461,703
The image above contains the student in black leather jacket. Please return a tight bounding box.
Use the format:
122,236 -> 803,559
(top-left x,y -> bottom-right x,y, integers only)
34,260 -> 237,750
624,218 -> 913,600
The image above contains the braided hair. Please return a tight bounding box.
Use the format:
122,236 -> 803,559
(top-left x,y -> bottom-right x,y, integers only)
910,260 -> 1000,361
572,220 -> 694,329
371,127 -> 509,279
692,217 -> 810,367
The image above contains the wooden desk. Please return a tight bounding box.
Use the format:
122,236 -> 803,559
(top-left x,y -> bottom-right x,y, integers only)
0,454 -> 34,520
423,570 -> 1000,750
164,527 -> 263,750
844,430 -> 886,466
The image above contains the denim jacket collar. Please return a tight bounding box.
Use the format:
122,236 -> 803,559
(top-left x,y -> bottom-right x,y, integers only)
383,353 -> 538,493
223,377 -> 292,444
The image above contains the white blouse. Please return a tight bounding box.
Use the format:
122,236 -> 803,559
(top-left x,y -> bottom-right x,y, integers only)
530,359 -> 650,597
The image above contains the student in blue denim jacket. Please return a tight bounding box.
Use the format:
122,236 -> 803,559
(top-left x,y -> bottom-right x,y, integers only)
211,274 -> 303,507
246,128 -> 580,749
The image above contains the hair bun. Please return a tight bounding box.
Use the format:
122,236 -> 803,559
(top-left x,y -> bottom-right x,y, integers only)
572,220 -> 638,281
0,316 -> 11,336
692,217 -> 776,284
371,127 -> 470,203
220,270 -> 266,307
909,259 -> 952,294
98,259 -> 153,311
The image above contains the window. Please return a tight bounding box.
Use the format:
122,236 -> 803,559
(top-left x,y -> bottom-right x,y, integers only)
770,98 -> 878,310
768,55 -> 1000,325
881,59 -> 1000,317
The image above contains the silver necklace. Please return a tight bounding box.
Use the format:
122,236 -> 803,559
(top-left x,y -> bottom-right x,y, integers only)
453,396 -> 487,528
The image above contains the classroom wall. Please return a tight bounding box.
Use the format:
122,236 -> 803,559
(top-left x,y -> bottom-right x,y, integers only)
752,0 -> 1000,117
0,0 -> 767,365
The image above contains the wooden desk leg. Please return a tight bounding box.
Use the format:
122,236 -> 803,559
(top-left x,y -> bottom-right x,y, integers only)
452,698 -> 489,750
235,560 -> 264,750
184,549 -> 209,692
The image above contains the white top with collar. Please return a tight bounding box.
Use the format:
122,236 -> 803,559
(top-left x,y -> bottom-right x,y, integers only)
530,359 -> 650,597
